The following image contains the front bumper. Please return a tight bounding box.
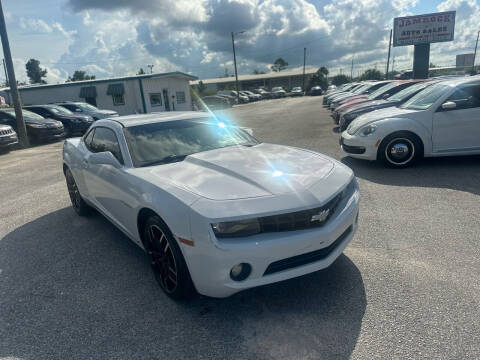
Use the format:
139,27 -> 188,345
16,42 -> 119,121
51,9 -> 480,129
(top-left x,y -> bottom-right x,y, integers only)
340,132 -> 378,160
0,134 -> 18,147
183,187 -> 360,298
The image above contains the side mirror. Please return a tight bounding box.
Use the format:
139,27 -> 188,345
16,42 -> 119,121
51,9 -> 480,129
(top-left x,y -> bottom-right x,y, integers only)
441,101 -> 456,110
88,151 -> 121,168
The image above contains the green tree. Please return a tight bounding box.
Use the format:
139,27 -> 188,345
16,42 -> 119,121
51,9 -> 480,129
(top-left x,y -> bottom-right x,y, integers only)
307,66 -> 329,91
331,74 -> 350,86
318,66 -> 329,76
271,58 -> 288,72
67,70 -> 96,82
197,80 -> 207,94
359,68 -> 383,81
253,69 -> 266,74
137,68 -> 146,75
25,58 -> 47,84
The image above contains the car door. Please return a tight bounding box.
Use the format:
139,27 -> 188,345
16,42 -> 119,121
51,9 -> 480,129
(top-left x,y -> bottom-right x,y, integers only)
432,84 -> 480,153
82,126 -> 137,236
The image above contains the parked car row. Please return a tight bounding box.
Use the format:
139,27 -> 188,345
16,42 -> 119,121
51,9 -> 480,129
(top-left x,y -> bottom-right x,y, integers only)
0,102 -> 119,151
324,75 -> 480,168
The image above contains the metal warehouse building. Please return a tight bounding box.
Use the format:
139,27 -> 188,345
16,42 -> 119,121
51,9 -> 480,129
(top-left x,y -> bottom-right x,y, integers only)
0,71 -> 197,115
190,67 -> 318,92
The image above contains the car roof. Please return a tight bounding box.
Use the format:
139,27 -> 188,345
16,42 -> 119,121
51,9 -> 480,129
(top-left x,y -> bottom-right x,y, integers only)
99,111 -> 213,128
437,74 -> 480,87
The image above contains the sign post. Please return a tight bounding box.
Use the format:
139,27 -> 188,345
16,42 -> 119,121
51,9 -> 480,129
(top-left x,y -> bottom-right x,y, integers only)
393,11 -> 456,79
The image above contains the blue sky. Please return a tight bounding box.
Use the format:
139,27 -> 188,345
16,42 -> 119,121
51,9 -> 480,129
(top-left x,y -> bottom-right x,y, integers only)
1,0 -> 478,83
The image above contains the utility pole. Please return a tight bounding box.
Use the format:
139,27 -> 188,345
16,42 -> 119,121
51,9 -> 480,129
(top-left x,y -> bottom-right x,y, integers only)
350,55 -> 354,81
147,64 -> 154,74
2,58 -> 8,85
0,0 -> 28,146
473,30 -> 480,74
231,31 -> 244,104
386,29 -> 392,80
302,47 -> 306,91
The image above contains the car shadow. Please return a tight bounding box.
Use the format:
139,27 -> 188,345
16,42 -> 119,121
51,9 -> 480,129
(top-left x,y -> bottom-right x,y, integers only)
0,207 -> 366,360
342,154 -> 480,196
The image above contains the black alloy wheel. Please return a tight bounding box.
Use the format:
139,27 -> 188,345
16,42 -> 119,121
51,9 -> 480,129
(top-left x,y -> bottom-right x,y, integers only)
144,216 -> 194,300
65,168 -> 91,216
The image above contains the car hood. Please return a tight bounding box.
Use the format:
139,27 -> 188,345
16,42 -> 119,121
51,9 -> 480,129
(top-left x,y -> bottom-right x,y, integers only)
345,99 -> 400,115
131,143 -> 338,201
349,106 -> 419,129
25,118 -> 63,127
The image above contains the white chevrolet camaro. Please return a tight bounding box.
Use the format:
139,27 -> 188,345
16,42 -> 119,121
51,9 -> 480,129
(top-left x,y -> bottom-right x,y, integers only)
63,112 -> 359,299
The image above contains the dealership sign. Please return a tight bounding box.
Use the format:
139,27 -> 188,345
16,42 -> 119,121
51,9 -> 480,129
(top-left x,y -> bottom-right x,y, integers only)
393,11 -> 456,47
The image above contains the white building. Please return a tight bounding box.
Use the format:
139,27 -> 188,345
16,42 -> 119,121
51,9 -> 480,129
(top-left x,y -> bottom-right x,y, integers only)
0,71 -> 197,115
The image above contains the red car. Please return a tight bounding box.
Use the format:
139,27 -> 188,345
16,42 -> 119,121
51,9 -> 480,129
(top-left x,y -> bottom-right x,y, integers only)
332,80 -> 423,124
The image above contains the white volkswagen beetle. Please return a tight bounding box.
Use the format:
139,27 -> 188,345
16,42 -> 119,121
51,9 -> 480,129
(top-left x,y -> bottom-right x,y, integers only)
340,76 -> 480,167
63,112 -> 359,299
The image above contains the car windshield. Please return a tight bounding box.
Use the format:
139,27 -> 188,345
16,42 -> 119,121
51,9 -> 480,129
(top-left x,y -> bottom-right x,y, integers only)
124,118 -> 259,167
4,109 -> 45,121
292,87 -> 301,91
352,85 -> 369,94
388,82 -> 429,102
400,84 -> 449,110
77,103 -> 99,111
367,83 -> 397,100
47,105 -> 74,115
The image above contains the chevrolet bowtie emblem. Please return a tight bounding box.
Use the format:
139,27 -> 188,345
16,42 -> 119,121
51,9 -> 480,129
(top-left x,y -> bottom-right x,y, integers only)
311,209 -> 330,222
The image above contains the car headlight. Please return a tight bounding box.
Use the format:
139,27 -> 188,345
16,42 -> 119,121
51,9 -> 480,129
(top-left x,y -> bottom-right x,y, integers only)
358,124 -> 377,137
212,218 -> 261,238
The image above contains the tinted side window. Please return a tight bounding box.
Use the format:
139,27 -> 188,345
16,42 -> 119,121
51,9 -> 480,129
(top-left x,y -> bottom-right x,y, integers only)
445,85 -> 480,110
84,128 -> 95,150
90,127 -> 123,164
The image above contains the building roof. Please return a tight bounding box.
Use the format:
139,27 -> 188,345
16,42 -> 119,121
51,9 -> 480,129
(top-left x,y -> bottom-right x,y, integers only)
191,67 -> 319,85
1,71 -> 197,93
103,111 -> 212,127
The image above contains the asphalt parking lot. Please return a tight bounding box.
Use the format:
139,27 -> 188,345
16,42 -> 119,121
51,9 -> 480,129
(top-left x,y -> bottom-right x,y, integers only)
1,96 -> 479,360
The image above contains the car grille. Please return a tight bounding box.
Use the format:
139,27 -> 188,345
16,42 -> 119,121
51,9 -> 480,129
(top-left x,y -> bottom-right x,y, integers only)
257,192 -> 343,234
0,128 -> 13,135
263,225 -> 353,276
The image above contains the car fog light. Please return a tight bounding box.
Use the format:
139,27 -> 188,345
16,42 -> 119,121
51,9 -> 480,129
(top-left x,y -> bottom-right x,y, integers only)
230,263 -> 251,281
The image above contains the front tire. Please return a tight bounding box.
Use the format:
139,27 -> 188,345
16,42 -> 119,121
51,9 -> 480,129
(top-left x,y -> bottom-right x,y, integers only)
65,168 -> 91,216
377,132 -> 422,168
144,216 -> 195,300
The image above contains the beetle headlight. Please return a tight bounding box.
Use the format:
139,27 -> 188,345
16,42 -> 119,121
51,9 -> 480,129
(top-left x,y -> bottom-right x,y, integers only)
212,218 -> 260,238
358,124 -> 377,137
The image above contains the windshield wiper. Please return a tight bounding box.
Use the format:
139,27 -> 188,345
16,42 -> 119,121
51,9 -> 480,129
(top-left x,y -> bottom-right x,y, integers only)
140,154 -> 188,167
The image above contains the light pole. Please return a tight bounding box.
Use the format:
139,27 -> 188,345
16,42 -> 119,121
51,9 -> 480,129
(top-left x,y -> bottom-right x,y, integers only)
0,0 -> 28,147
231,31 -> 244,104
473,30 -> 480,74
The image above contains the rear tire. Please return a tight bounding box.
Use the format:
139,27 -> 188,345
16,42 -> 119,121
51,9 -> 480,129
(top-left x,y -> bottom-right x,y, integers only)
377,132 -> 422,168
144,215 -> 195,300
65,168 -> 92,216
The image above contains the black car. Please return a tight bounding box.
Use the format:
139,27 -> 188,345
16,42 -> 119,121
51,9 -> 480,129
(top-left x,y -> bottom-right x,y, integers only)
310,86 -> 323,96
25,104 -> 93,137
0,109 -> 64,143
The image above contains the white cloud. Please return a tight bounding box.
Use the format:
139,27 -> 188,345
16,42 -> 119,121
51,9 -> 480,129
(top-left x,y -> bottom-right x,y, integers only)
19,18 -> 52,33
